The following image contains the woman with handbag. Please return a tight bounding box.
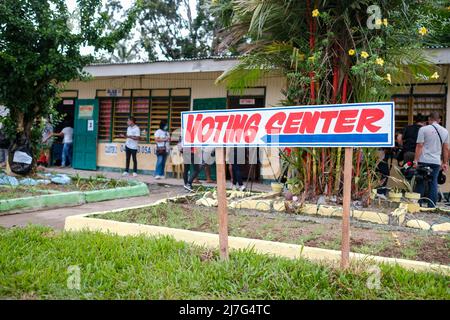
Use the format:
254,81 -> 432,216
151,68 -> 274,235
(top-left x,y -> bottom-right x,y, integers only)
154,120 -> 170,179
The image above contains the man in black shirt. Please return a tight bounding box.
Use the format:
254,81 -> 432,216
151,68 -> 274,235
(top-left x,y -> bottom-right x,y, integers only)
398,114 -> 426,164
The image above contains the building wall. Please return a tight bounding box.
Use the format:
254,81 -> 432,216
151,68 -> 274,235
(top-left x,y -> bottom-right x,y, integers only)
64,72 -> 286,179
63,67 -> 450,180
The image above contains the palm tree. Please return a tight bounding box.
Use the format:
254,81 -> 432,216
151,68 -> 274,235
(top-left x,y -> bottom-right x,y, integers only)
211,0 -> 446,201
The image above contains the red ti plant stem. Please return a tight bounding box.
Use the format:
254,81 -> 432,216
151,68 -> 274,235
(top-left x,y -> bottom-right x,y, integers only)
321,148 -> 326,194
327,149 -> 334,196
355,148 -> 362,193
307,0 -> 316,104
342,73 -> 349,104
312,149 -> 317,193
331,55 -> 339,104
306,152 -> 311,193
367,151 -> 372,205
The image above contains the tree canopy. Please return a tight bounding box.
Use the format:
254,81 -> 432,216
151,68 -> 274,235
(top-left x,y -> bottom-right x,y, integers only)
0,0 -> 136,172
210,0 -> 450,201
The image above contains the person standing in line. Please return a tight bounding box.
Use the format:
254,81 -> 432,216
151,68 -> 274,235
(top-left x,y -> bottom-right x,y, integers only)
228,146 -> 246,191
46,122 -> 73,167
414,112 -> 449,208
121,117 -> 140,177
178,137 -> 202,192
201,147 -> 215,183
154,119 -> 170,179
398,113 -> 426,165
39,118 -> 54,167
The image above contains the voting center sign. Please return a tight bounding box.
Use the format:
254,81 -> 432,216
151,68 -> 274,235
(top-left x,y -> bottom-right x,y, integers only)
181,102 -> 394,148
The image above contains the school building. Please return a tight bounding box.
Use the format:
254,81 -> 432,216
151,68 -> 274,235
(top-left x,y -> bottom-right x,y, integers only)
59,48 -> 450,182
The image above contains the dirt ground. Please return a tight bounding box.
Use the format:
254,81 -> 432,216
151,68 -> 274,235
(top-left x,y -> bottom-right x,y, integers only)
94,202 -> 450,265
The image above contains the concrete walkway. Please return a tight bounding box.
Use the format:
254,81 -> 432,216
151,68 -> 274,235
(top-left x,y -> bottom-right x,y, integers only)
0,167 -> 271,230
0,186 -> 186,230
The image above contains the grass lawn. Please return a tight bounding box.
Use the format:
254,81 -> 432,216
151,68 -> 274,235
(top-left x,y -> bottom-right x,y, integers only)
0,225 -> 448,300
0,174 -> 130,198
92,202 -> 450,265
0,186 -> 47,200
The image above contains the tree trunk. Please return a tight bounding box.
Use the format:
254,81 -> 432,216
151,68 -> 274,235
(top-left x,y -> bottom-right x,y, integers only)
8,115 -> 34,175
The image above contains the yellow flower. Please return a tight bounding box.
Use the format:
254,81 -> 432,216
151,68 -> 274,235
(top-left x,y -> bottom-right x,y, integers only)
386,74 -> 392,84
361,51 -> 369,59
312,9 -> 320,17
348,49 -> 356,56
383,18 -> 388,26
375,18 -> 382,26
375,57 -> 384,66
419,26 -> 428,36
431,72 -> 440,79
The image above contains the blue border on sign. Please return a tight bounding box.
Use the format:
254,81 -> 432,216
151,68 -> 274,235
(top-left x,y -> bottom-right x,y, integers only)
181,101 -> 395,148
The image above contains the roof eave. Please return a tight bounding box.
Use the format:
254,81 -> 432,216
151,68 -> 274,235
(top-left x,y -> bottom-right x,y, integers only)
84,57 -> 240,77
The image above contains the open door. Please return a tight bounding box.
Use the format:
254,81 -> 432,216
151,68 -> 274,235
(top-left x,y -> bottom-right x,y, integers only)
73,99 -> 99,170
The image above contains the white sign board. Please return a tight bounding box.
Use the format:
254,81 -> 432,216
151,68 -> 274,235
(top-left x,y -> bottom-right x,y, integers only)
239,98 -> 255,105
107,88 -> 123,97
182,102 -> 394,148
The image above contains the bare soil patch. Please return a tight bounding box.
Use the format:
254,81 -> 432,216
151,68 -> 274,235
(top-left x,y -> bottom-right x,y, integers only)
92,202 -> 450,265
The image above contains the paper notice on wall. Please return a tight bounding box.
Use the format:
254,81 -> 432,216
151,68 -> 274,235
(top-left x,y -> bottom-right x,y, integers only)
13,151 -> 33,164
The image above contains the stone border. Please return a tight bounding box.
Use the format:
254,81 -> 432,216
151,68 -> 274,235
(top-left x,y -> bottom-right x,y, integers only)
195,192 -> 450,233
1,191 -> 85,214
64,195 -> 450,275
0,180 -> 149,215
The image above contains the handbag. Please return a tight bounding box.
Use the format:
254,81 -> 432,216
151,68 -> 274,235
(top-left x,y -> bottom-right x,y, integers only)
431,125 -> 447,185
156,145 -> 167,156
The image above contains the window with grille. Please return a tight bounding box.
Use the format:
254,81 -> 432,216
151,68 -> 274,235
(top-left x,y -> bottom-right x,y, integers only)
150,92 -> 170,144
169,90 -> 191,144
393,93 -> 446,133
132,96 -> 150,141
97,89 -> 191,143
98,98 -> 113,141
112,98 -> 131,140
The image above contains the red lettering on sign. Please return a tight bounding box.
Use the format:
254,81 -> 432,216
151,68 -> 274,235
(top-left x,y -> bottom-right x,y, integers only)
199,116 -> 215,142
230,114 -> 249,143
299,112 -> 320,134
265,112 -> 286,134
244,114 -> 261,143
214,115 -> 229,143
224,115 -> 235,143
185,114 -> 202,143
335,110 -> 358,133
320,111 -> 339,133
356,109 -> 383,133
283,112 -> 304,134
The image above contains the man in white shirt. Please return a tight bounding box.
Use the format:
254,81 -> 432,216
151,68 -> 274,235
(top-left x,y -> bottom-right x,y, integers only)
122,117 -> 140,177
414,112 -> 449,207
47,123 -> 73,167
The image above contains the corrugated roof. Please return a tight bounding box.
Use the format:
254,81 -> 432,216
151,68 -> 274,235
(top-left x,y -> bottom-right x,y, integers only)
89,55 -> 240,67
426,45 -> 450,49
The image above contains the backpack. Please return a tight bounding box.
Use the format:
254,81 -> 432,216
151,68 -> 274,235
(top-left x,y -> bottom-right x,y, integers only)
8,136 -> 33,175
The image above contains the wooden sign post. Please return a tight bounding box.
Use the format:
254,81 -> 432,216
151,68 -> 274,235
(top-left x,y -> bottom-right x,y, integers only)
340,147 -> 353,269
181,102 -> 394,268
215,147 -> 229,260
